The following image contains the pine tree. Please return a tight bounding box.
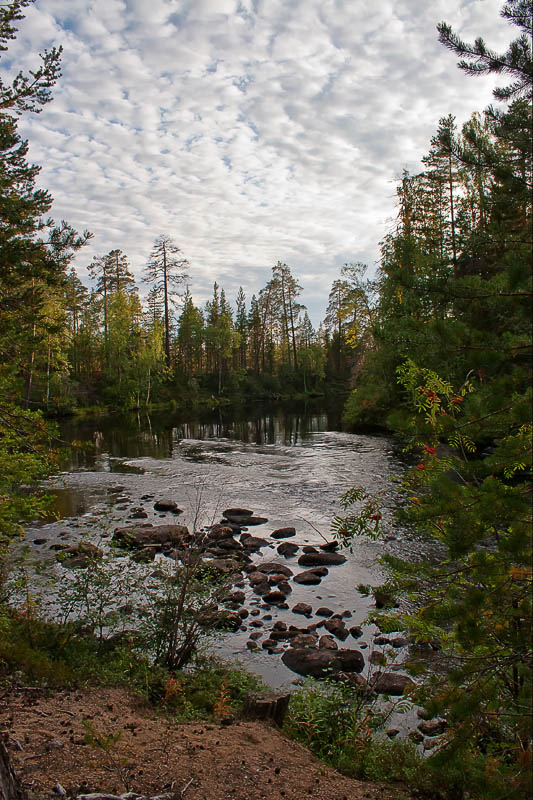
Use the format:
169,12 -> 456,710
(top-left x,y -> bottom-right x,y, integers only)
437,0 -> 532,101
0,0 -> 88,548
143,235 -> 189,367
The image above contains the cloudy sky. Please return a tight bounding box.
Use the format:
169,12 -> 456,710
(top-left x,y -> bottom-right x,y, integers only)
6,0 -> 514,323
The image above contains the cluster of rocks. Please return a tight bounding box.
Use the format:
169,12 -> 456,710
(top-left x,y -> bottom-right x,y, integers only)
46,498 -> 418,698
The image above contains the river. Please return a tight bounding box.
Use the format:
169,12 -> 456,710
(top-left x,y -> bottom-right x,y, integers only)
21,401 -> 416,689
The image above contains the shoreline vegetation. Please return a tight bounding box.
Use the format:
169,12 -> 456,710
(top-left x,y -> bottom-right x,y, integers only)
0,1 -> 531,799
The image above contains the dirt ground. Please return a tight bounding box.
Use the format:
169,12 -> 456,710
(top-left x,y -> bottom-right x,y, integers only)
1,686 -> 412,800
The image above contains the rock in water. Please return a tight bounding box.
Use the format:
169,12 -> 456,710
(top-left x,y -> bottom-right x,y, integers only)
293,568 -> 327,585
374,672 -> 416,695
255,562 -> 293,577
298,552 -> 347,566
225,515 -> 268,526
154,499 -> 183,513
281,647 -> 364,678
223,508 -> 254,517
292,602 -> 313,616
319,541 -> 339,552
277,542 -> 299,557
113,524 -> 189,549
271,527 -> 296,539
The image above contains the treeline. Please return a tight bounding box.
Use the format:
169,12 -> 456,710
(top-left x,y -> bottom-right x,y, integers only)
24,244 -> 374,411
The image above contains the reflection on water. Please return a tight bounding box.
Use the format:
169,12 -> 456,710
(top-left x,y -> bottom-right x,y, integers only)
59,401 -> 348,472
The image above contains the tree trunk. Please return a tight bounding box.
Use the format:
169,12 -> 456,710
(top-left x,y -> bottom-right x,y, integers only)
0,739 -> 26,800
162,243 -> 171,368
243,692 -> 290,727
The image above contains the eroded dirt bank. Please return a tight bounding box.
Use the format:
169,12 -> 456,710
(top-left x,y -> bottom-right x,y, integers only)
2,686 -> 411,800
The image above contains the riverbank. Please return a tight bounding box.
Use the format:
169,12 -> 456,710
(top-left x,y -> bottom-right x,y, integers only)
2,684 -> 414,800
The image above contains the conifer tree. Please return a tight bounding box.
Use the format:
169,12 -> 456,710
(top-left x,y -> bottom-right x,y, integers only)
143,235 -> 189,367
235,286 -> 247,370
0,0 -> 88,547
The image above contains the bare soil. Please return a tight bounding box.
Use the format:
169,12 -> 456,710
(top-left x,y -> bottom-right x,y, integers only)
1,686 -> 412,800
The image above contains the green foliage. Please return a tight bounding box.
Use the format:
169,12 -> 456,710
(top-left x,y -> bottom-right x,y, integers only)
336,363 -> 532,799
284,679 -> 418,794
337,6 -> 532,792
0,405 -> 57,562
330,487 -> 386,544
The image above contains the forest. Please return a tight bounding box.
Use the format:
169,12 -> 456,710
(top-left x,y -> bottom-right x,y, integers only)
0,1 -> 531,799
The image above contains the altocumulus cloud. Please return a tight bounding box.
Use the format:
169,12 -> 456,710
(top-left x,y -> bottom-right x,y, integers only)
4,0 -> 513,322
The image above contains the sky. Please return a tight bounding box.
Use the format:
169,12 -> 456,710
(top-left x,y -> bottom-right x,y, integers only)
4,0 -> 515,325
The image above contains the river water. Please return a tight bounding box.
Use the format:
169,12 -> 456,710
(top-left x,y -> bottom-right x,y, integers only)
22,402 -> 415,689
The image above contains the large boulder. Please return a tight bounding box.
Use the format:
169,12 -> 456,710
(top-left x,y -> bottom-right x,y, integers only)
281,647 -> 364,678
298,552 -> 347,567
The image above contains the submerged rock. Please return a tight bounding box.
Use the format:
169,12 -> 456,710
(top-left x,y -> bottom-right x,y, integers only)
57,542 -> 103,569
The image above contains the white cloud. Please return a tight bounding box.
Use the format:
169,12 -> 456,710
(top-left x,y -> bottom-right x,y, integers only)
2,0 -> 512,323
